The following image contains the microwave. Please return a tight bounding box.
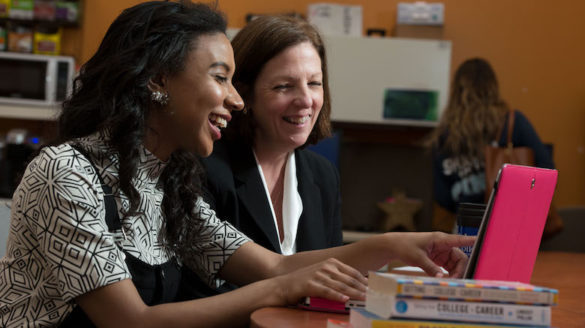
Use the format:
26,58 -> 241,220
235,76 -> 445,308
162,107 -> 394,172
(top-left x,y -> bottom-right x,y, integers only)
0,52 -> 75,107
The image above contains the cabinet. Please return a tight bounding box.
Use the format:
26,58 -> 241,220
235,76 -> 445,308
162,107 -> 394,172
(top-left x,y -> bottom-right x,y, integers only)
320,36 -> 449,232
333,122 -> 435,233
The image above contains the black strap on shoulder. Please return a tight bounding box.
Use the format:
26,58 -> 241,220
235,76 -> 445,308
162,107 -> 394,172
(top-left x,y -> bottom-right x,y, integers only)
70,144 -> 122,231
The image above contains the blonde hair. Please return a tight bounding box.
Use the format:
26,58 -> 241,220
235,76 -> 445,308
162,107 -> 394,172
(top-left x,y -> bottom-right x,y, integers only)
431,58 -> 509,160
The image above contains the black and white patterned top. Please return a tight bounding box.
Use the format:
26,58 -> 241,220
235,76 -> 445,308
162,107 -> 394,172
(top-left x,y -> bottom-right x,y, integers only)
0,132 -> 250,327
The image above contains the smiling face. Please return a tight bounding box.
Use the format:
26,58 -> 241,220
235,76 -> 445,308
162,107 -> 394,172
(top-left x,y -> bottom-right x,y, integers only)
147,33 -> 243,160
250,41 -> 324,154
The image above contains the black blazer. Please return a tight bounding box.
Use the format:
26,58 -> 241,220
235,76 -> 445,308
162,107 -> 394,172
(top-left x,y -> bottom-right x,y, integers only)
201,139 -> 343,253
177,139 -> 343,300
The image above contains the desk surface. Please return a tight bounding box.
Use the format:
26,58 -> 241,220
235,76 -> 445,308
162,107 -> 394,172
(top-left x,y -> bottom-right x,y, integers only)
250,251 -> 585,328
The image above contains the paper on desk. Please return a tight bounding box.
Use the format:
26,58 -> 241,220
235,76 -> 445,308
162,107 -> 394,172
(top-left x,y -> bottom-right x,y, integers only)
392,266 -> 448,274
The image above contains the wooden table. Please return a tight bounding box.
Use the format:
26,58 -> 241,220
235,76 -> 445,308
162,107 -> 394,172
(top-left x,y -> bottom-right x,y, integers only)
250,251 -> 585,327
530,252 -> 585,327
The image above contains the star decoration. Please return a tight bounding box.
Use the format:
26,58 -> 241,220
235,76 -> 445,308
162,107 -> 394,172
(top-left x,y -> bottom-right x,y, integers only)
377,192 -> 422,232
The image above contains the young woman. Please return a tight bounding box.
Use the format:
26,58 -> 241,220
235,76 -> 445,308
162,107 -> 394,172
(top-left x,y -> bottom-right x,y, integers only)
430,58 -> 554,230
0,2 -> 474,327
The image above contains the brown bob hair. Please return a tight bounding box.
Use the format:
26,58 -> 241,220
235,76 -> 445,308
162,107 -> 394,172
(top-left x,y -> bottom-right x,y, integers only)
225,15 -> 332,146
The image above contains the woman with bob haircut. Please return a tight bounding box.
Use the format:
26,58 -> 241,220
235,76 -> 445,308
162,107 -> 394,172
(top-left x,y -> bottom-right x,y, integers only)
0,2 -> 474,327
201,15 -> 339,258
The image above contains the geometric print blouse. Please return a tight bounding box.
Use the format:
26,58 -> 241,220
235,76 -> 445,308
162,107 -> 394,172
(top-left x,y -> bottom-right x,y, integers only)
0,132 -> 250,327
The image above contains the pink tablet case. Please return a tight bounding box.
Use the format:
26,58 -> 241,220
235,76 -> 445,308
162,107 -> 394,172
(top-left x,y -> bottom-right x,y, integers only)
473,164 -> 557,283
298,297 -> 365,314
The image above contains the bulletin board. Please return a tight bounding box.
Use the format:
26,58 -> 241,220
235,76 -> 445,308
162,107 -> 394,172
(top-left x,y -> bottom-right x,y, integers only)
324,36 -> 451,127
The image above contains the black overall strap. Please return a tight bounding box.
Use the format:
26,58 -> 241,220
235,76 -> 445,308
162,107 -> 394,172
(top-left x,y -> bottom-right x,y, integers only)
71,144 -> 122,232
61,144 -> 119,327
60,144 -> 181,327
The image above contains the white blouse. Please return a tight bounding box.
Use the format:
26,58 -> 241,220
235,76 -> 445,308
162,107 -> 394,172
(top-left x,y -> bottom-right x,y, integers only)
253,151 -> 303,256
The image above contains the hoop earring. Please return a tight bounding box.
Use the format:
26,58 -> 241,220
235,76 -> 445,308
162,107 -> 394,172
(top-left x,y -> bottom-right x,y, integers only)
151,90 -> 169,106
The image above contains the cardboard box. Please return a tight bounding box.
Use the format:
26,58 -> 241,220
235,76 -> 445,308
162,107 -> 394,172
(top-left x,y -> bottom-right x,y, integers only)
308,3 -> 363,36
393,24 -> 444,40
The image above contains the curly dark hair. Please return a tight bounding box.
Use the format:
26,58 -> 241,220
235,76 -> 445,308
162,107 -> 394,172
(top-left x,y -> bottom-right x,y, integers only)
56,1 -> 227,255
225,15 -> 332,147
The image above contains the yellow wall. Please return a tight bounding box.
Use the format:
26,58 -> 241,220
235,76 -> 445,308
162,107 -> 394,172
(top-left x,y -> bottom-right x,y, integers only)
68,0 -> 585,207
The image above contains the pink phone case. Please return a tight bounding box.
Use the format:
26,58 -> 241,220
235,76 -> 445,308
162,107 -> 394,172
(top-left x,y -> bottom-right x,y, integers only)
473,164 -> 557,283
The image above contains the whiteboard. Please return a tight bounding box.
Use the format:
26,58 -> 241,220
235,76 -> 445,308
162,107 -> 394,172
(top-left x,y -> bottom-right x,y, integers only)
324,36 -> 451,127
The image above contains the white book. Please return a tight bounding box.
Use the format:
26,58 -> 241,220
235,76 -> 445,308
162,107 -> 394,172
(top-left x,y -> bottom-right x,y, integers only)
350,308 -> 531,328
368,272 -> 558,305
366,290 -> 551,327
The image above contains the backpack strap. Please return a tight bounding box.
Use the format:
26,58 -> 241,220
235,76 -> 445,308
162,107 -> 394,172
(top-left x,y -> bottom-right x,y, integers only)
506,109 -> 516,149
70,144 -> 122,232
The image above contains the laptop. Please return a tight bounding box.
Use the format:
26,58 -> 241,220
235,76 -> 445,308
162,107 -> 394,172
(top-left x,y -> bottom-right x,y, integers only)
463,164 -> 558,283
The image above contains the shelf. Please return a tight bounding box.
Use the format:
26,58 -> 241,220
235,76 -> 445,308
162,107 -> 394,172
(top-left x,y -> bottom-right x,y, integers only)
0,103 -> 59,120
334,119 -> 438,128
0,0 -> 83,28
332,120 -> 435,146
0,17 -> 79,28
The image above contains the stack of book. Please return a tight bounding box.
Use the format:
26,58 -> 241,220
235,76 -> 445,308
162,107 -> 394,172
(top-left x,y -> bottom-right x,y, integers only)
344,272 -> 558,328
